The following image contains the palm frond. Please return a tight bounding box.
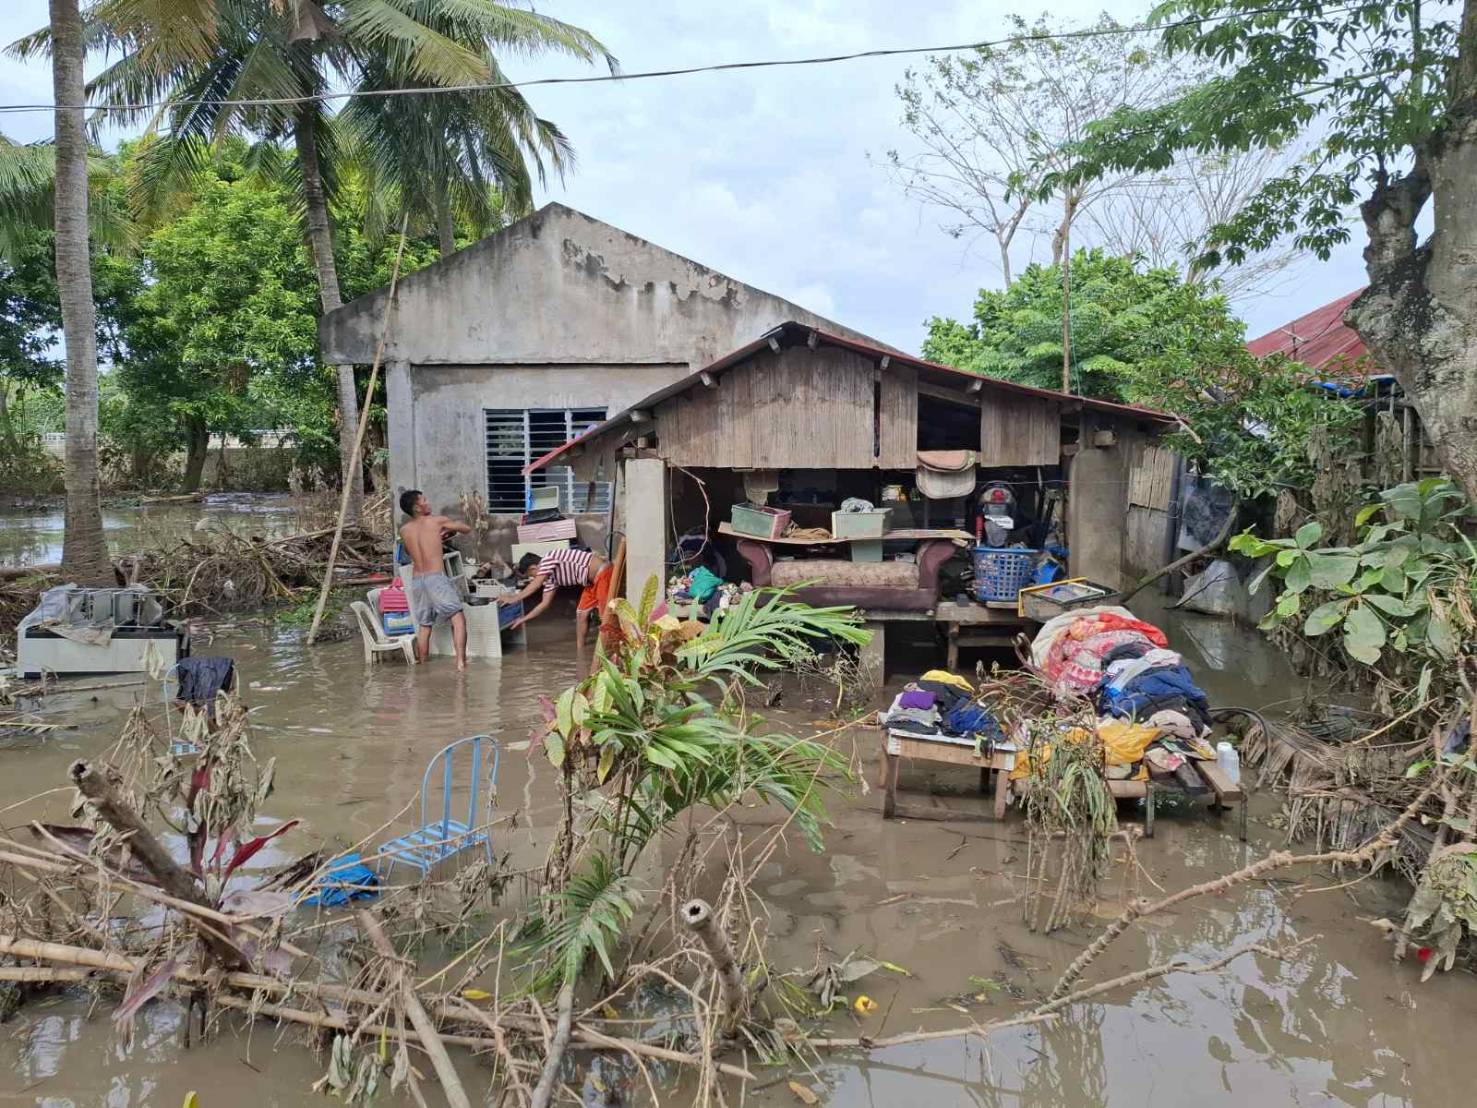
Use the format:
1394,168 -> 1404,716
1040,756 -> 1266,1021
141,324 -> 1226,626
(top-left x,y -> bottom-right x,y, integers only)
538,852 -> 640,986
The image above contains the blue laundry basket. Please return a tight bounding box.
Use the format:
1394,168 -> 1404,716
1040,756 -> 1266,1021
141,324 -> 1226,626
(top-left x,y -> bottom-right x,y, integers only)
973,546 -> 1040,602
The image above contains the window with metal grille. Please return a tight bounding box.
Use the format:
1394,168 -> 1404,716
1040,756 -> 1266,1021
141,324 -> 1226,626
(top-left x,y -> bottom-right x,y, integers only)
484,407 -> 610,514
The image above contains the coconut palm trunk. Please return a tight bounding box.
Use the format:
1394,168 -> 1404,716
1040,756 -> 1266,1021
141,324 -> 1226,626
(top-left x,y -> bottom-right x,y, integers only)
294,106 -> 364,523
49,0 -> 110,584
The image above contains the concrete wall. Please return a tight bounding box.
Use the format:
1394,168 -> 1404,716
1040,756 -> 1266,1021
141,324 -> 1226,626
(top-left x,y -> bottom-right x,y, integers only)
322,203 -> 882,368
388,361 -> 682,519
329,203 -> 889,552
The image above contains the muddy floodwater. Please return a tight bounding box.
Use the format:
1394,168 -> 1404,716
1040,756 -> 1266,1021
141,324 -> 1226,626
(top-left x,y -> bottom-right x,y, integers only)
0,495 -> 305,568
2,584 -> 1475,1105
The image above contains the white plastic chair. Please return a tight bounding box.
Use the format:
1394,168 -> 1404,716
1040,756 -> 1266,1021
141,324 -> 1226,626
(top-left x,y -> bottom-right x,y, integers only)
350,598 -> 417,665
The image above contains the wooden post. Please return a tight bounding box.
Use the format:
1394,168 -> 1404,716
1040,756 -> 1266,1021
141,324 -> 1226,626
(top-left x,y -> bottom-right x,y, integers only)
306,219 -> 411,646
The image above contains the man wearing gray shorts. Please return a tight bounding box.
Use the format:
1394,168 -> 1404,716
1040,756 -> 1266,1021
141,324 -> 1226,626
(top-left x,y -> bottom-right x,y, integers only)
399,489 -> 472,669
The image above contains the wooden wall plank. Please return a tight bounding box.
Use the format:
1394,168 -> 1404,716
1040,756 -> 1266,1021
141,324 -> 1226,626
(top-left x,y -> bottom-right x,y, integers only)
878,364 -> 918,468
1127,440 -> 1176,510
980,390 -> 1061,466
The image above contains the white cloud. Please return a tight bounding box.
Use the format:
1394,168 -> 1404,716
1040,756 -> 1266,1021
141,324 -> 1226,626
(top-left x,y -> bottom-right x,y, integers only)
0,0 -> 1373,348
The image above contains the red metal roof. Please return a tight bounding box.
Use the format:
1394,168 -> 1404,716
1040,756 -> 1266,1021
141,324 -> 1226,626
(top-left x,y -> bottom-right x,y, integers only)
1246,289 -> 1372,378
525,323 -> 1172,475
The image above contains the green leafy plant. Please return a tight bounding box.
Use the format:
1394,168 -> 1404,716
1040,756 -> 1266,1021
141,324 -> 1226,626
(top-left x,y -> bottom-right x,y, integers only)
525,584 -> 866,987
1230,478 -> 1473,692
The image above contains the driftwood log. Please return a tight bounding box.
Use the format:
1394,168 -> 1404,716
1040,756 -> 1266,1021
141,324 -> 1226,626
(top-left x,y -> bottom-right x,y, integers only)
67,760 -> 246,969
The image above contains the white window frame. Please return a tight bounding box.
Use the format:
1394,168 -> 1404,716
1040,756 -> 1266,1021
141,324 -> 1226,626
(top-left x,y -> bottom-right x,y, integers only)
484,407 -> 610,515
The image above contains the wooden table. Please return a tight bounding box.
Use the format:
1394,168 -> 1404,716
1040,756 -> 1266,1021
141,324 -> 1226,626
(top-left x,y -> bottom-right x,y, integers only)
880,727 -> 1019,821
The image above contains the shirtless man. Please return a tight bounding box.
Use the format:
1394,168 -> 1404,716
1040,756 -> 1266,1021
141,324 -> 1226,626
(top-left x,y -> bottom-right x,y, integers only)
398,489 -> 472,669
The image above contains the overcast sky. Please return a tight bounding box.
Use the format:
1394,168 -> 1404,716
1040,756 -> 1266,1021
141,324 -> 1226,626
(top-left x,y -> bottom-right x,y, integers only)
0,0 -> 1371,352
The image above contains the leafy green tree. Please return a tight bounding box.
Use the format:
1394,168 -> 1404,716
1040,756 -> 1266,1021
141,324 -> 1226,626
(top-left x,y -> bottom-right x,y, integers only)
18,0 -> 614,523
1054,0 -> 1477,502
921,248 -> 1245,398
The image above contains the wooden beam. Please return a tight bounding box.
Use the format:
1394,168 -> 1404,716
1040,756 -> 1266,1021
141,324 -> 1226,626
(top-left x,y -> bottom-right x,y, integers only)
917,380 -> 980,408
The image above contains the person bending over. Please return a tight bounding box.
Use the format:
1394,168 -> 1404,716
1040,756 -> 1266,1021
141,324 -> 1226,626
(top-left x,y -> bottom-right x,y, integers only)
398,489 -> 472,669
501,546 -> 610,642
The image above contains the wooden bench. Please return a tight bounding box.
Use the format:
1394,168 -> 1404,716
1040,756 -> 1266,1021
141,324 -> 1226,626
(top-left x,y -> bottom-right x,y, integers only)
880,727 -> 1019,821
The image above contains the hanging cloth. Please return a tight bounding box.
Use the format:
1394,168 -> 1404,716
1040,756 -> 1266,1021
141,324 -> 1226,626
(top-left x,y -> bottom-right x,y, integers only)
916,450 -> 977,500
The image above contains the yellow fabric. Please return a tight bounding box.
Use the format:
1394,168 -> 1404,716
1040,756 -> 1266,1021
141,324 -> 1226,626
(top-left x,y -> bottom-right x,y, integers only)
920,669 -> 973,693
1008,721 -> 1159,782
1097,720 -> 1162,766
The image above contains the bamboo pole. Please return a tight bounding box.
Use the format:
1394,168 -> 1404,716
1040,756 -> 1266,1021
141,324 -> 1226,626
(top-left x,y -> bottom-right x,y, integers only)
306,219 -> 411,646
0,934 -> 754,1080
681,898 -> 745,1034
358,911 -> 471,1108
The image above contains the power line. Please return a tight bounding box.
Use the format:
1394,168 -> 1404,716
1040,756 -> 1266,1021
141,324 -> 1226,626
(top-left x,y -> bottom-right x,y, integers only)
0,3 -> 1359,116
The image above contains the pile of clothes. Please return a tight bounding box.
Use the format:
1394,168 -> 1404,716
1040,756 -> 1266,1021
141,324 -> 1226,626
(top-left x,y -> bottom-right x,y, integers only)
668,570 -> 751,619
1022,605 -> 1218,790
880,669 -> 1004,745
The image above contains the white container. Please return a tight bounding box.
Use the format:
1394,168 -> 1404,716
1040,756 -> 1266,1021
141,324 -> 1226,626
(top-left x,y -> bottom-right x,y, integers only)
1216,741 -> 1241,786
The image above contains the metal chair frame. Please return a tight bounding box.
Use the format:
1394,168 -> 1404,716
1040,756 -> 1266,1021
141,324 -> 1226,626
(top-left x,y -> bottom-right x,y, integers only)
378,735 -> 500,878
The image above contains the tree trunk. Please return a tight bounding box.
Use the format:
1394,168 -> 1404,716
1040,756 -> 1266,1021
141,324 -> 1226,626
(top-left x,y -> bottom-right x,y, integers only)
181,416 -> 208,492
435,178 -> 456,258
293,106 -> 364,524
1346,1 -> 1477,502
49,0 -> 111,586
0,384 -> 19,453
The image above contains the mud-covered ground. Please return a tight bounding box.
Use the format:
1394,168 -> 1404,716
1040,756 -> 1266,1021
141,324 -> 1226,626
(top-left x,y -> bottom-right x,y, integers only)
1,577 -> 1473,1106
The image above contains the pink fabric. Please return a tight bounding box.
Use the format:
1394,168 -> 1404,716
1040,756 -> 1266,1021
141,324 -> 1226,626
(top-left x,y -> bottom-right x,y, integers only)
1043,618 -> 1167,696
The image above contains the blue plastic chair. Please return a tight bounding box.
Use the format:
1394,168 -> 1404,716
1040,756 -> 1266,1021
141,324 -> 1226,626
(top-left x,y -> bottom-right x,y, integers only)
379,735 -> 500,878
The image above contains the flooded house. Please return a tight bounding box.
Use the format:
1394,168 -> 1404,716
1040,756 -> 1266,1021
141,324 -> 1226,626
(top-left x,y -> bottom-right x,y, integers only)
525,321 -> 1177,666
317,203 -> 880,551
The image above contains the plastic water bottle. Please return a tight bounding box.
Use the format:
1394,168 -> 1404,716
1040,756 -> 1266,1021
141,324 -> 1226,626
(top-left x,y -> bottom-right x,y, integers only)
1216,741 -> 1241,786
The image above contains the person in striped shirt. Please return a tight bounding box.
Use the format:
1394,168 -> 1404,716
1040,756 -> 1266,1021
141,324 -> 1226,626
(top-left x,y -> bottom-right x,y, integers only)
500,546 -> 611,641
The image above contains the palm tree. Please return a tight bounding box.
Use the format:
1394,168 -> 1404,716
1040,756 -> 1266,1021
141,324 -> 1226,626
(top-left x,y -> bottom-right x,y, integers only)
46,0 -> 111,583
24,1 -> 615,523
344,5 -> 614,256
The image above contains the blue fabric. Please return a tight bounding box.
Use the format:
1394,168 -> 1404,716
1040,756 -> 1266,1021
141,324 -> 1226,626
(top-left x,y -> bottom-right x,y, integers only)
1098,666 -> 1210,721
942,701 -> 1004,740
303,853 -> 380,907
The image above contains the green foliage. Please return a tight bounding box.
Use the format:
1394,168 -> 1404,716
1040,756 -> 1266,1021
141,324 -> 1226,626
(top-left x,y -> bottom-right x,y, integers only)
1135,348 -> 1361,500
921,248 -> 1246,400
1231,478 -> 1475,697
526,587 -> 865,986
1056,0 -> 1461,266
1404,846 -> 1477,980
537,853 -> 640,987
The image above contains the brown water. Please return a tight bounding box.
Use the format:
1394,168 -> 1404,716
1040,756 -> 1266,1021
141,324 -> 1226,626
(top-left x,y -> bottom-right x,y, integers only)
1,599 -> 1474,1106
0,495 -> 305,569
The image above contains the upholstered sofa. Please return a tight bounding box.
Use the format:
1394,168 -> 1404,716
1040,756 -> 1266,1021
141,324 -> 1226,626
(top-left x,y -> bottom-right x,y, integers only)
734,538 -> 958,612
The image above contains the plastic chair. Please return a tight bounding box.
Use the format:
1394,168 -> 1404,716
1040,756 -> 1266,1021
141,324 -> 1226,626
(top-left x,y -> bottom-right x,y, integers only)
350,598 -> 417,665
378,736 -> 500,878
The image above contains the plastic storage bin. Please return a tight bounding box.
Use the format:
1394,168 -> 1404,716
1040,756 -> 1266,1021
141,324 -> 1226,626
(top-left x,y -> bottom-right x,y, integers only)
730,505 -> 792,539
850,539 -> 884,563
973,546 -> 1040,602
831,508 -> 891,539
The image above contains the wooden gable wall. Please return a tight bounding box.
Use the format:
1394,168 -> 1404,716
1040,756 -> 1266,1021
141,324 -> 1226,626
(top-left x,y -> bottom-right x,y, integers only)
656,345 -> 913,469
979,390 -> 1062,466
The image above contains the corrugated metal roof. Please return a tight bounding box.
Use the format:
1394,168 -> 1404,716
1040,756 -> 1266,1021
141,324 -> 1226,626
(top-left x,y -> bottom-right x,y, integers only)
1246,289 -> 1372,377
525,322 -> 1173,474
